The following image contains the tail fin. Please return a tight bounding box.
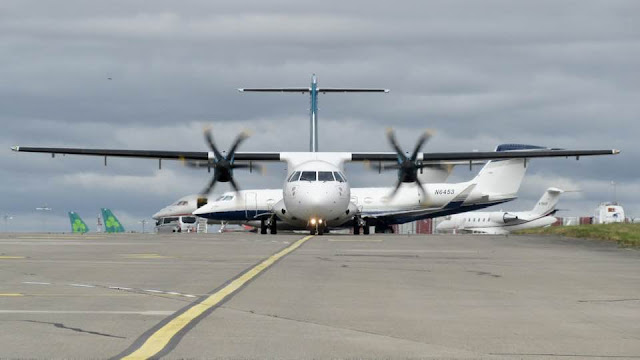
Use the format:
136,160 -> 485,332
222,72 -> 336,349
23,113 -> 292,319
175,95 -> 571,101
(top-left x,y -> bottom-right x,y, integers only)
470,159 -> 528,201
531,188 -> 564,215
101,208 -> 124,233
68,211 -> 88,233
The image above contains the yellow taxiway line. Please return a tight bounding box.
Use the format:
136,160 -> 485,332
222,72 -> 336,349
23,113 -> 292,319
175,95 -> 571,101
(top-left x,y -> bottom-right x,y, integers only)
120,235 -> 314,360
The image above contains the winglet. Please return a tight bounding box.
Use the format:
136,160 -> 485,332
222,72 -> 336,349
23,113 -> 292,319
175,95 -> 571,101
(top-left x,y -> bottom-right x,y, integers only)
613,149 -> 621,154
237,88 -> 245,92
11,146 -> 19,152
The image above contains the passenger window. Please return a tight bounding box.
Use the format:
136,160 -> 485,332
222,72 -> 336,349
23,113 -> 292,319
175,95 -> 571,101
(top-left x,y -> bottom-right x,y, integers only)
318,171 -> 334,182
182,216 -> 196,224
333,172 -> 345,182
299,171 -> 317,181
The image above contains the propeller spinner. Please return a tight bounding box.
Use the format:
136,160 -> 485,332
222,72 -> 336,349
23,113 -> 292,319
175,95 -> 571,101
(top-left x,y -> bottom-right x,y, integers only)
184,128 -> 253,195
375,128 -> 435,200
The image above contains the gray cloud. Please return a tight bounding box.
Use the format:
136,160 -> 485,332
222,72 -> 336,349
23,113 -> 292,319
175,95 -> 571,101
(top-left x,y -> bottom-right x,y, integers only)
1,0 -> 637,231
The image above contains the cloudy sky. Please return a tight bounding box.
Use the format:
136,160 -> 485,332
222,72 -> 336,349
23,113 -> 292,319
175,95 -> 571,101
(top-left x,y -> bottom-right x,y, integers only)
1,0 -> 637,232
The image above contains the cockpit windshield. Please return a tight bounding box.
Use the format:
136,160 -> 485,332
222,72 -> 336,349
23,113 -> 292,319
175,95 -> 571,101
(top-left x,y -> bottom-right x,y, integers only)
287,171 -> 301,182
318,171 -> 334,182
291,171 -> 346,182
299,171 -> 317,182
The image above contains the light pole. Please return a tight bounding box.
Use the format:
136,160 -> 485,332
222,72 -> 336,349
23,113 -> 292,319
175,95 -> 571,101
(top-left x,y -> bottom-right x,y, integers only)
139,219 -> 148,233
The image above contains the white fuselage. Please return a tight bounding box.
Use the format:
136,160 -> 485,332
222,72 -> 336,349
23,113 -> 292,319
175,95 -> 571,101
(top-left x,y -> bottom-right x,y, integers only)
436,210 -> 557,234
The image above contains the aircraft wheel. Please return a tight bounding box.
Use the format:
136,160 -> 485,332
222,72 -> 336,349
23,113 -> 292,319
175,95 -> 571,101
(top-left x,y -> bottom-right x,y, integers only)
317,226 -> 324,236
270,219 -> 277,235
363,222 -> 370,235
260,219 -> 267,235
310,229 -> 315,235
353,221 -> 360,235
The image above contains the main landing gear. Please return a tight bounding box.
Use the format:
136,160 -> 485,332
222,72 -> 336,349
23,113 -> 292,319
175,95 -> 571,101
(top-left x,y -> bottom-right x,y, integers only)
260,217 -> 278,235
353,217 -> 373,235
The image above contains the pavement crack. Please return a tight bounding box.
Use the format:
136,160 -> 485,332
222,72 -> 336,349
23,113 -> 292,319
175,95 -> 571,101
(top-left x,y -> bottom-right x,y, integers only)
578,298 -> 640,303
467,270 -> 501,278
221,306 -> 471,354
22,320 -> 126,339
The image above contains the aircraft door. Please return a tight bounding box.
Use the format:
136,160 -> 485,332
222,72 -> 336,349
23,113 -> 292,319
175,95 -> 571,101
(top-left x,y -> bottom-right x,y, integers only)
245,192 -> 258,219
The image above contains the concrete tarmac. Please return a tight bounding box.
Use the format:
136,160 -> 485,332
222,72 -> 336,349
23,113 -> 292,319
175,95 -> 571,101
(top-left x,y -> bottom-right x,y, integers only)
0,232 -> 638,359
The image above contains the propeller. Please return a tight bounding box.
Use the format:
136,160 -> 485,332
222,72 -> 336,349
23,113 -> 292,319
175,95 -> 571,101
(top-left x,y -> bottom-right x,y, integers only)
185,128 -> 254,195
376,128 -> 435,200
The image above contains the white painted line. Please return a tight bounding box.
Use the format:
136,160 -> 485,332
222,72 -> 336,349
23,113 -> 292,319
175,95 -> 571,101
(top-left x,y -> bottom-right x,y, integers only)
166,292 -> 181,295
183,294 -> 197,298
143,289 -> 163,293
0,310 -> 174,315
22,282 -> 51,285
69,283 -> 95,288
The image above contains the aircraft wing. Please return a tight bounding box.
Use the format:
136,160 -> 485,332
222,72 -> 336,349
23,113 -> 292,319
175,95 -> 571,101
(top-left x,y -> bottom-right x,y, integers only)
10,146 -> 282,162
351,149 -> 619,162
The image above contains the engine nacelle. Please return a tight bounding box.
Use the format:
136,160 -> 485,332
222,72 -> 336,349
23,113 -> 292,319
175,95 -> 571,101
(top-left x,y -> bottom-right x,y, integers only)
502,212 -> 519,223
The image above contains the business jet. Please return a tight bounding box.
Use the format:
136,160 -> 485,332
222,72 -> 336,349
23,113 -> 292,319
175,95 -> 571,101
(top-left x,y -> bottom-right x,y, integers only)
11,76 -> 620,235
436,187 -> 564,234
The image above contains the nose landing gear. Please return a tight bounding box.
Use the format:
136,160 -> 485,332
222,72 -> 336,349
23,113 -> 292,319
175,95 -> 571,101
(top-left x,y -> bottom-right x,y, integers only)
309,219 -> 325,235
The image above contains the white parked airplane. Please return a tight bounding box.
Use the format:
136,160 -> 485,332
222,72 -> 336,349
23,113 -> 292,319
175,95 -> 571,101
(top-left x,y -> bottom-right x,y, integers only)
11,76 -> 620,235
435,187 -> 564,234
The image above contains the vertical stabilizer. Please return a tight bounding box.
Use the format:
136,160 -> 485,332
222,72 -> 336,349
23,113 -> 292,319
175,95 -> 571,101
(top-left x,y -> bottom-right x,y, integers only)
531,188 -> 564,215
471,159 -> 528,199
68,211 -> 88,233
101,208 -> 124,233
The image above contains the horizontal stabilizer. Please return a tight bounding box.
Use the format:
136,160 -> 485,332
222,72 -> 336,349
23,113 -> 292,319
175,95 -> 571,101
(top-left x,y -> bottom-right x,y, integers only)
238,88 -> 310,93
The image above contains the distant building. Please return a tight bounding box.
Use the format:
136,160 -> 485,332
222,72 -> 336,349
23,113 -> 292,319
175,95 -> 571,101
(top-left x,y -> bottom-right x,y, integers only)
594,202 -> 625,224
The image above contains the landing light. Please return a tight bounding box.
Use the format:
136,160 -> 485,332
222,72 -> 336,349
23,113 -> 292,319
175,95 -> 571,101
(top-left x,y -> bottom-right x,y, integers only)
310,218 -> 317,225
318,219 -> 323,224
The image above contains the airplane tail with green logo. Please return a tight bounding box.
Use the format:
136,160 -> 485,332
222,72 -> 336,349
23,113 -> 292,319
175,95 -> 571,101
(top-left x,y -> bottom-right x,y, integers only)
68,211 -> 89,233
101,208 -> 124,233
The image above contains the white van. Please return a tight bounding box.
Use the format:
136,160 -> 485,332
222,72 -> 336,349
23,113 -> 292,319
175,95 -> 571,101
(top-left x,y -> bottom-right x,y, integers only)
155,216 -> 198,233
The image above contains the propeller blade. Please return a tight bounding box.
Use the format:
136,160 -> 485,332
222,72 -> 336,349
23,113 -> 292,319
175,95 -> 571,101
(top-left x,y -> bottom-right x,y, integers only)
204,127 -> 223,160
229,177 -> 241,193
389,180 -> 403,198
386,128 -> 407,161
201,176 -> 218,195
410,129 -> 434,161
227,130 -> 251,159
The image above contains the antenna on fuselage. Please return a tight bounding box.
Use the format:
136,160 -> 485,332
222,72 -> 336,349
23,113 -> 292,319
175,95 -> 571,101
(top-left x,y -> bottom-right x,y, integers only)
238,74 -> 389,152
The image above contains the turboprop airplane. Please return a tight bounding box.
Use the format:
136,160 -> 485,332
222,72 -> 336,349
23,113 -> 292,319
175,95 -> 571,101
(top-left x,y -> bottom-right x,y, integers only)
193,145 -> 533,234
10,76 -> 620,235
436,187 -> 564,234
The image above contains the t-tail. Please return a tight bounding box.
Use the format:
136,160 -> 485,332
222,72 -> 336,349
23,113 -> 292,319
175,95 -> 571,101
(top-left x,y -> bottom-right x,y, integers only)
68,211 -> 88,233
531,188 -> 564,216
239,74 -> 388,152
101,208 -> 124,233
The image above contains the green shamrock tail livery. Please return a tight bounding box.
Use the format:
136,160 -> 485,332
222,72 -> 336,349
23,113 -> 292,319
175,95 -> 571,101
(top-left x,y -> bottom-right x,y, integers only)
68,212 -> 89,234
101,208 -> 125,233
